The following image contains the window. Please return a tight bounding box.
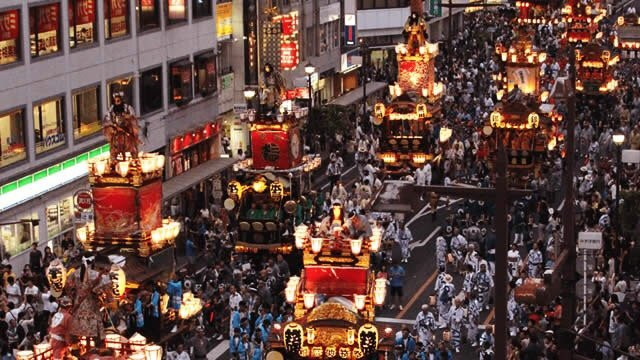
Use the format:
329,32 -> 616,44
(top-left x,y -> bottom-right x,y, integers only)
0,10 -> 21,65
195,52 -> 217,96
357,0 -> 409,9
29,3 -> 61,58
192,0 -> 212,18
138,0 -> 160,31
108,76 -> 134,109
167,0 -> 187,24
33,97 -> 66,154
69,0 -> 97,48
0,212 -> 38,258
0,108 -> 26,168
105,0 -> 129,40
72,87 -> 101,140
140,67 -> 163,114
47,196 -> 73,238
169,60 -> 193,106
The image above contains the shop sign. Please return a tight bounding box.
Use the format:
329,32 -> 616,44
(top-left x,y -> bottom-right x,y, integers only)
221,73 -> 234,90
74,189 -> 93,211
280,42 -> 298,70
35,4 -> 59,33
0,10 -> 19,41
284,87 -> 309,100
345,25 -> 356,46
216,2 -> 232,41
578,231 -> 602,250
70,0 -> 95,25
45,133 -> 66,148
168,0 -> 186,19
429,0 -> 442,17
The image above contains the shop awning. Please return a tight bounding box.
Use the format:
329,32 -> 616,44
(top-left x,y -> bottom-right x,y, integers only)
163,157 -> 237,200
330,81 -> 387,106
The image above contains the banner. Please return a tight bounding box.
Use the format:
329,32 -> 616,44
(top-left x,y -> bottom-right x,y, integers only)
93,186 -> 138,236
305,267 -> 368,295
216,2 -> 232,40
251,130 -> 294,170
280,42 -> 298,70
0,10 -> 19,42
429,0 -> 442,17
37,4 -> 59,33
138,180 -> 162,232
70,0 -> 95,25
397,60 -> 431,92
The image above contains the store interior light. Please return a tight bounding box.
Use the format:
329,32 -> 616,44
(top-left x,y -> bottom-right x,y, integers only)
613,133 -> 625,146
243,89 -> 256,100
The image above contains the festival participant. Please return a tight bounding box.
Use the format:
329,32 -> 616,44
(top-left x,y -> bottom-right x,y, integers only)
414,304 -> 436,347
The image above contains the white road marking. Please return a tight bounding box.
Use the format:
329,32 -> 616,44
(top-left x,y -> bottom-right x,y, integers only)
409,226 -> 442,250
207,340 -> 228,360
557,199 -> 565,211
375,316 -> 415,325
406,203 -> 431,226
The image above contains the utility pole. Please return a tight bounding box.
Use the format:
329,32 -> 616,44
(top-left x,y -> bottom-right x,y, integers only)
558,44 -> 577,360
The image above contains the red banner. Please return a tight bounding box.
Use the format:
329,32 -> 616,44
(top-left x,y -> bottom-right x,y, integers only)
70,0 -> 96,26
304,267 -> 368,296
281,14 -> 293,36
106,0 -> 127,18
251,130 -> 292,170
0,10 -> 19,42
138,180 -> 162,232
280,42 -> 298,70
33,4 -> 59,33
93,186 -> 138,236
397,60 -> 431,93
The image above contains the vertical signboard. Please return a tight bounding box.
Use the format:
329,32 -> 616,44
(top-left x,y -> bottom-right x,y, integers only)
344,14 -> 356,46
216,2 -> 232,41
243,0 -> 258,85
429,0 -> 442,17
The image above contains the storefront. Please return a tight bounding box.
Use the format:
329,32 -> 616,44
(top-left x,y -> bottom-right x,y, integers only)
219,110 -> 250,158
169,121 -> 221,177
0,144 -> 110,270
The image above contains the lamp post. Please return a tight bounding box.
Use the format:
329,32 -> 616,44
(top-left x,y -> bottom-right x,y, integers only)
613,132 -> 625,227
304,63 -> 316,109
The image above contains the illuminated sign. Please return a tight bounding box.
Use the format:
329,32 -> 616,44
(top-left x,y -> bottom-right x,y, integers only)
280,42 -> 298,70
0,10 -> 19,65
168,0 -> 186,20
216,2 -> 232,40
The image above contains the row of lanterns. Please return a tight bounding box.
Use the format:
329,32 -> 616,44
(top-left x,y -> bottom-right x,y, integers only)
105,333 -> 163,360
151,219 -> 181,244
294,223 -> 382,255
89,153 -> 165,178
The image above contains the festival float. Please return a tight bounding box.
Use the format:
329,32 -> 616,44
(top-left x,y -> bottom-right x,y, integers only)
225,64 -> 320,254
614,14 -> 640,58
487,12 -> 563,185
372,0 -> 443,176
265,203 -> 395,359
560,0 -> 606,44
23,107 -> 204,360
574,43 -> 619,95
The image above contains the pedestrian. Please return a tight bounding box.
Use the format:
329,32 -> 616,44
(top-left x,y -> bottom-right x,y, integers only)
388,260 -> 406,311
415,304 -> 436,347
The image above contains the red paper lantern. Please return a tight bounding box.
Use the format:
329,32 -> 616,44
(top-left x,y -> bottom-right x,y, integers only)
183,133 -> 193,147
172,137 -> 183,154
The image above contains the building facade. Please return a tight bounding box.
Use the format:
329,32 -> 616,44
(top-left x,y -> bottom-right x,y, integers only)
0,0 -> 223,270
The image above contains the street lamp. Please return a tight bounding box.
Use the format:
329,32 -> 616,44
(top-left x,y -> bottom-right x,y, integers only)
304,63 -> 315,108
613,132 -> 625,226
243,88 -> 256,109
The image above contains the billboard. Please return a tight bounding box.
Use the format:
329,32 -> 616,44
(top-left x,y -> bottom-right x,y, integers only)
216,2 -> 232,41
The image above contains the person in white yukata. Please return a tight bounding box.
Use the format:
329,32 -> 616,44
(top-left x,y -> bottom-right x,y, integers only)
473,261 -> 494,310
414,304 -> 436,347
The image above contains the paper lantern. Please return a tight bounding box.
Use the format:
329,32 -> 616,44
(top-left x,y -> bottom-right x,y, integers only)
310,237 -> 323,253
116,161 -> 130,177
94,160 -> 107,176
303,293 -> 315,309
128,353 -> 145,360
350,238 -> 363,255
129,333 -> 147,353
294,224 -> 308,249
370,227 -> 382,252
34,343 -> 51,359
354,295 -> 366,310
374,279 -> 387,305
16,351 -> 33,360
46,259 -> 67,298
306,327 -> 316,344
285,286 -> 296,303
347,328 -> 356,345
109,264 -> 126,298
144,345 -> 163,360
